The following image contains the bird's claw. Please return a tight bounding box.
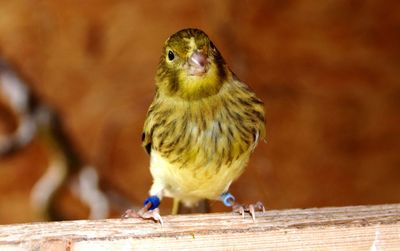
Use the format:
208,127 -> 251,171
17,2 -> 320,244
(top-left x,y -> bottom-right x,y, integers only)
232,201 -> 265,221
122,207 -> 164,226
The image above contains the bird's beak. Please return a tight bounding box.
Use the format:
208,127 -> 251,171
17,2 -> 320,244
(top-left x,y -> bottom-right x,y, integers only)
187,52 -> 208,76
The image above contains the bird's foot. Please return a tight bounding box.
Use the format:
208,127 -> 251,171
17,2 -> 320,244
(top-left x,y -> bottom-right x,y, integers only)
220,192 -> 265,221
122,207 -> 164,225
232,201 -> 265,221
121,195 -> 163,225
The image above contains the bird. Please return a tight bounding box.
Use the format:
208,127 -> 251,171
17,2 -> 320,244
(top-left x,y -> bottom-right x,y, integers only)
123,28 -> 266,224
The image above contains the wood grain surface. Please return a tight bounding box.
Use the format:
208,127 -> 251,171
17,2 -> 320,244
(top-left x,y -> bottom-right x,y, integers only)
0,203 -> 399,250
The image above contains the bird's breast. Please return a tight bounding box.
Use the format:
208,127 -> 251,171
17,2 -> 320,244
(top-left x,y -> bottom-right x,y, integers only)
152,102 -> 253,170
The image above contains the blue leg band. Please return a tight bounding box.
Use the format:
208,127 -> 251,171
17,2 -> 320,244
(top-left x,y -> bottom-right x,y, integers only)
220,192 -> 235,207
144,195 -> 160,210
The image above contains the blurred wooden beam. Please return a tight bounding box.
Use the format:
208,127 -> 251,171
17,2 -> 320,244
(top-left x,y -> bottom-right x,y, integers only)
0,204 -> 399,250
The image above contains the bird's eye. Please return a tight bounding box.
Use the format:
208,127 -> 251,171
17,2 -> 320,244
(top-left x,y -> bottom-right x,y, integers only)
167,50 -> 175,61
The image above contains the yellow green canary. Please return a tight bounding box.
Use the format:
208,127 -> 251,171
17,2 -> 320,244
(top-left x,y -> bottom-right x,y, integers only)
139,28 -> 265,219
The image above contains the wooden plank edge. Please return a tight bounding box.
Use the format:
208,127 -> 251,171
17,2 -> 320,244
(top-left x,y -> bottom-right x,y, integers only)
0,203 -> 399,250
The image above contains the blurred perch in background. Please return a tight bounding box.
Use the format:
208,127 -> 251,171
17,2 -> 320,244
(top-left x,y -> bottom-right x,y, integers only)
0,59 -> 110,220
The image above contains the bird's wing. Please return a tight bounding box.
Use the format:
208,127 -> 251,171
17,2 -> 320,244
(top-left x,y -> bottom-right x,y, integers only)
141,131 -> 152,155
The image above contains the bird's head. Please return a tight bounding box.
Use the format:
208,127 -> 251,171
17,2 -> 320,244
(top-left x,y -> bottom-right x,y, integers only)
156,28 -> 229,100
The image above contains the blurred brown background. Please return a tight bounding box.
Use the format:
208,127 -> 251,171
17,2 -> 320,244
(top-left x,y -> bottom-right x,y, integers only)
0,0 -> 399,224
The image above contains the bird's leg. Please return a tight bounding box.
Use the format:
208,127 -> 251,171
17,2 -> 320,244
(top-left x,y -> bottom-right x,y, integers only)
122,195 -> 163,225
171,198 -> 180,215
220,192 -> 265,221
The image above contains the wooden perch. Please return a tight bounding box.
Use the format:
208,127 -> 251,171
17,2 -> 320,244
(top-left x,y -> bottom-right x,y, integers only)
0,204 -> 399,250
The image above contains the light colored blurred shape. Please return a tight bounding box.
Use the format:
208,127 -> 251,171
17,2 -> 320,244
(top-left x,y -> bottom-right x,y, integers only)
0,60 -> 37,154
0,66 -> 29,112
30,150 -> 67,215
72,166 -> 110,219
